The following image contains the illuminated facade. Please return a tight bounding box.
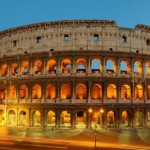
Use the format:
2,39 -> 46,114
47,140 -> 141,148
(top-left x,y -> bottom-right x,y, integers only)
0,20 -> 150,128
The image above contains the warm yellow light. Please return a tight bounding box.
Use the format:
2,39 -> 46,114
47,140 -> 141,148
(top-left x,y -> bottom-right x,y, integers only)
100,108 -> 104,113
88,108 -> 93,113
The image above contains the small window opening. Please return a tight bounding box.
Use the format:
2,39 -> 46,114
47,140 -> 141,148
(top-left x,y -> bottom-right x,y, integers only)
136,50 -> 139,53
50,49 -> 54,52
122,36 -> 127,43
93,34 -> 99,41
24,51 -> 27,54
146,39 -> 150,45
109,48 -> 113,51
13,40 -> 17,47
64,34 -> 69,41
36,37 -> 42,43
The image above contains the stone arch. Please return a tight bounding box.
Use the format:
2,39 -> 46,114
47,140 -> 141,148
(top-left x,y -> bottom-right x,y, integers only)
91,84 -> 102,99
134,60 -> 142,75
0,86 -> 6,100
147,111 -> 150,127
32,84 -> 42,99
121,110 -> 130,128
60,111 -> 71,128
46,59 -> 57,74
76,58 -> 87,73
135,110 -> 144,127
33,60 -> 42,74
76,84 -> 87,99
10,63 -> 18,76
46,84 -> 56,99
107,111 -> 115,127
121,84 -> 131,99
8,110 -> 16,125
146,85 -> 150,99
9,85 -> 16,99
91,58 -> 102,73
47,110 -> 55,127
135,85 -> 143,100
144,61 -> 150,75
33,110 -> 42,126
0,110 -> 4,125
60,84 -> 71,99
19,110 -> 27,126
120,60 -> 130,74
61,58 -> 72,73
106,59 -> 117,74
21,61 -> 29,75
19,84 -> 28,99
107,84 -> 117,99
76,110 -> 86,128
0,64 -> 7,77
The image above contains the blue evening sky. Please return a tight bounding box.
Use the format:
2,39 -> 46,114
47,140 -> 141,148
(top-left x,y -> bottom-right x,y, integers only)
0,0 -> 150,31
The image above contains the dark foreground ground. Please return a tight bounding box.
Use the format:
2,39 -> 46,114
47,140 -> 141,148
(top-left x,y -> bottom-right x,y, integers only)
0,127 -> 150,150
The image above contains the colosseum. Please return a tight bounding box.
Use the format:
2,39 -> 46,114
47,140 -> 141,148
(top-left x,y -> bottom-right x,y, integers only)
0,20 -> 150,129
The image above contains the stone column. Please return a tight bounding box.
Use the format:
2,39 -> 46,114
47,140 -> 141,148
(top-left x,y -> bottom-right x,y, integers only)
30,59 -> 33,75
55,109 -> 60,128
71,81 -> 75,103
72,58 -> 76,74
88,81 -> 91,103
42,83 -> 45,103
29,108 -> 32,127
43,58 -> 46,75
87,57 -> 91,73
56,82 -> 60,103
57,59 -> 61,74
117,58 -> 120,76
71,109 -> 76,128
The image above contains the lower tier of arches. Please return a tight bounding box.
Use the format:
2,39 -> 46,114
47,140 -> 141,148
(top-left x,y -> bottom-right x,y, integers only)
0,104 -> 150,129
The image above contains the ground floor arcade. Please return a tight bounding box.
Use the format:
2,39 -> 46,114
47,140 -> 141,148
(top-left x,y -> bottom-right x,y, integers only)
0,105 -> 150,129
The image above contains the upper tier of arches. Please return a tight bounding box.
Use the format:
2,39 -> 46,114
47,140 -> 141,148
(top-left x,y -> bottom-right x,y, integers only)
1,56 -> 150,77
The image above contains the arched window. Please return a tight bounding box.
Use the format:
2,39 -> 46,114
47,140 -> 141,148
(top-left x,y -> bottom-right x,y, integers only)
9,86 -> 16,99
134,61 -> 142,75
46,84 -> 56,99
120,60 -> 130,74
122,36 -> 127,43
46,59 -> 57,74
107,84 -> 117,99
135,85 -> 143,99
107,111 -> 115,127
0,87 -> 6,100
91,59 -> 102,73
145,62 -> 150,75
76,58 -> 87,73
76,84 -> 87,99
10,63 -> 18,76
21,61 -> 29,75
91,84 -> 102,99
147,85 -> 150,99
20,85 -> 28,99
106,59 -> 117,74
0,64 -> 7,77
61,59 -> 71,73
121,84 -> 131,99
32,84 -> 42,99
33,60 -> 42,74
61,84 -> 71,99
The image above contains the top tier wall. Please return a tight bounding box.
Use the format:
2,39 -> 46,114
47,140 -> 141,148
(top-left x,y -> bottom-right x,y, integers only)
0,20 -> 150,57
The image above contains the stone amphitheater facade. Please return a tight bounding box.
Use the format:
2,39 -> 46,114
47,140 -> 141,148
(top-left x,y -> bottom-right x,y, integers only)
0,20 -> 150,128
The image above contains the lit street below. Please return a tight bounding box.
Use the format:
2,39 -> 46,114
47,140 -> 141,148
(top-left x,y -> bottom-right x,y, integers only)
0,127 -> 150,150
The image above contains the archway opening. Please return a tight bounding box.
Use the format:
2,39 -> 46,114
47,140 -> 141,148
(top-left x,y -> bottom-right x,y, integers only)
76,111 -> 86,128
91,84 -> 102,99
107,84 -> 117,99
33,110 -> 41,126
47,111 -> 55,127
60,111 -> 71,128
107,111 -> 115,128
19,110 -> 27,126
76,84 -> 87,99
121,84 -> 131,99
135,111 -> 143,127
121,111 -> 130,128
8,110 -> 16,125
